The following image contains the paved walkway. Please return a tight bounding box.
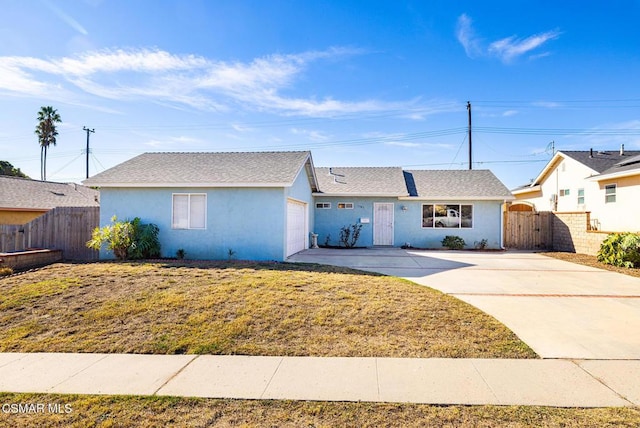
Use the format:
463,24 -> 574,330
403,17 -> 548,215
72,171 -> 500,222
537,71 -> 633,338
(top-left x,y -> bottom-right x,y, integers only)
1,352 -> 639,407
288,248 -> 640,360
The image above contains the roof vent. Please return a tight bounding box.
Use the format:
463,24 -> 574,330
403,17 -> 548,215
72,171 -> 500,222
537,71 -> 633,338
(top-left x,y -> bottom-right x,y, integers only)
621,144 -> 625,156
328,167 -> 345,184
589,148 -> 593,158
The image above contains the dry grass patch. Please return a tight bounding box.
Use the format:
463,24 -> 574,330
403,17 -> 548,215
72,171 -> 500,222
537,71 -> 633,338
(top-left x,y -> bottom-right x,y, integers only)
0,261 -> 535,358
1,393 -> 639,427
540,252 -> 640,278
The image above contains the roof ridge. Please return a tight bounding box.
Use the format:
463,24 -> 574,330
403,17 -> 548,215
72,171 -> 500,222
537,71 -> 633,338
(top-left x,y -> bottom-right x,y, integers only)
316,166 -> 402,169
143,150 -> 311,155
0,175 -> 85,186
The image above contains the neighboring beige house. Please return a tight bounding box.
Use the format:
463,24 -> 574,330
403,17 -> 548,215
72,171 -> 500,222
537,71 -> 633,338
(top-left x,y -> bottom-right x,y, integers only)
0,176 -> 99,225
512,147 -> 640,232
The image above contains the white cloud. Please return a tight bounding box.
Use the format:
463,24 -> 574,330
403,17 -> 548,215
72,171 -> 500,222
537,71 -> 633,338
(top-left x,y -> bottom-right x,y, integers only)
43,0 -> 88,35
0,47 -> 431,117
456,14 -> 560,63
503,110 -> 518,117
488,30 -> 561,63
290,128 -> 330,142
456,14 -> 482,58
143,135 -> 203,148
532,101 -> 563,108
384,141 -> 421,148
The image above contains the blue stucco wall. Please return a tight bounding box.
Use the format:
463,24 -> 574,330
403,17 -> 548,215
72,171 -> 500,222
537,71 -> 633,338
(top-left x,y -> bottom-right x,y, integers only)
97,167 -> 316,261
99,186 -> 287,261
394,200 -> 504,249
313,197 -> 397,247
314,197 -> 504,249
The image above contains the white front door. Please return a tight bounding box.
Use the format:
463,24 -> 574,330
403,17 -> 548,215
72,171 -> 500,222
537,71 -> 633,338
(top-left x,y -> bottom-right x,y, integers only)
373,203 -> 394,246
286,199 -> 307,257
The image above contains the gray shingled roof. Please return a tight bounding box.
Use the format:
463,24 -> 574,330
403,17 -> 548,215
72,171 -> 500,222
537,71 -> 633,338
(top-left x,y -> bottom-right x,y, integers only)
83,151 -> 315,187
561,150 -> 640,174
405,170 -> 514,200
586,152 -> 640,178
315,167 -> 408,196
0,176 -> 99,210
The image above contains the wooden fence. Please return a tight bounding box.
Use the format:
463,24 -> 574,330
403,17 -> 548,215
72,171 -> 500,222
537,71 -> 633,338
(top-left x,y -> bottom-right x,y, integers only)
0,207 -> 99,261
503,211 -> 553,250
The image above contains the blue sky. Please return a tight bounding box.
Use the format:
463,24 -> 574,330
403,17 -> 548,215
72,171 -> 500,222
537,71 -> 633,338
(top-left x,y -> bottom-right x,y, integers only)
1,1 -> 640,188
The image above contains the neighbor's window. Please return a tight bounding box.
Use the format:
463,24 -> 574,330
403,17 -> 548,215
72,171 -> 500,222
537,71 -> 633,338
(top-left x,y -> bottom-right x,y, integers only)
316,202 -> 331,209
337,202 -> 354,209
172,194 -> 206,229
577,188 -> 585,205
559,189 -> 570,197
605,184 -> 617,203
422,204 -> 472,228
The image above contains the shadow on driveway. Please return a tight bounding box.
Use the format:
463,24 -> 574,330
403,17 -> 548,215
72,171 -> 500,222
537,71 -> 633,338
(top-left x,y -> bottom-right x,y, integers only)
287,248 -> 473,278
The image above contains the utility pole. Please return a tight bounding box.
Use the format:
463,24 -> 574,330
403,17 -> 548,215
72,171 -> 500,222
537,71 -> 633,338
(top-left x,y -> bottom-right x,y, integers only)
467,101 -> 472,170
83,126 -> 95,179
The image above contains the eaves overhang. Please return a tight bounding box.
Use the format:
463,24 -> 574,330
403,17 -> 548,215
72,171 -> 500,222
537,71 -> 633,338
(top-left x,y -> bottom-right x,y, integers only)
587,169 -> 640,182
313,193 -> 409,198
86,182 -> 292,188
398,195 -> 516,201
512,184 -> 541,195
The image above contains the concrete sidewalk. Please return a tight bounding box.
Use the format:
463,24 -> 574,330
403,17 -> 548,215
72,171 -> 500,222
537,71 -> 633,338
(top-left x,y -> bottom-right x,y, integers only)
1,353 -> 639,407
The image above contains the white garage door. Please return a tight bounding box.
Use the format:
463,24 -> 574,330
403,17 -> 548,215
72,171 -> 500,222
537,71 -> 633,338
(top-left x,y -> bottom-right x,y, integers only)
286,199 -> 307,257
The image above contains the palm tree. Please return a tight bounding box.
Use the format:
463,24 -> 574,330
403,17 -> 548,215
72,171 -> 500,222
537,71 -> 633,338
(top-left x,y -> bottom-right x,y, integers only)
34,106 -> 62,181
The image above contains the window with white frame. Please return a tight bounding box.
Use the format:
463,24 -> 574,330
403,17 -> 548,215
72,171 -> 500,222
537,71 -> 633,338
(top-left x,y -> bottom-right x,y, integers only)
422,204 -> 473,228
605,184 -> 616,203
172,194 -> 206,229
315,202 -> 331,209
337,202 -> 354,209
577,188 -> 585,205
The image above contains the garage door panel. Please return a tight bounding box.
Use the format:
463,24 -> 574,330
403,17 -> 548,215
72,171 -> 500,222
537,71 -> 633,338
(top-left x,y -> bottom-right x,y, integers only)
287,200 -> 307,257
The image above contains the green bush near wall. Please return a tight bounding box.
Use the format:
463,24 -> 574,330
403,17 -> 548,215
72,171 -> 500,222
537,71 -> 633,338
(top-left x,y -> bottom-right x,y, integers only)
597,232 -> 640,268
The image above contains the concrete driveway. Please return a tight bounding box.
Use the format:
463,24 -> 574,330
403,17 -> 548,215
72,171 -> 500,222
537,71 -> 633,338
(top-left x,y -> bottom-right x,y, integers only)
287,248 -> 640,359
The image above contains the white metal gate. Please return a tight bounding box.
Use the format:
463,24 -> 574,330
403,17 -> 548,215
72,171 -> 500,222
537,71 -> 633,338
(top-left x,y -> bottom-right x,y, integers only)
373,203 -> 394,246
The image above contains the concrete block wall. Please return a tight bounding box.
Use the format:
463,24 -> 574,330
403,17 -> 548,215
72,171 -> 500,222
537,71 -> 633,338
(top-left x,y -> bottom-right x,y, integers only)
0,249 -> 63,270
552,212 -> 609,255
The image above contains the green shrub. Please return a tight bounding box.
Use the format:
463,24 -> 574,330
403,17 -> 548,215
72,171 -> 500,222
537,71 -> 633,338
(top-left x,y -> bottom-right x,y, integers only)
129,217 -> 161,259
597,232 -> 640,268
442,235 -> 465,250
87,216 -> 161,260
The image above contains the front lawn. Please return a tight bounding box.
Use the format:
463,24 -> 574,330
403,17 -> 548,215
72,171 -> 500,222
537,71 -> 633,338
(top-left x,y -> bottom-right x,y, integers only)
0,261 -> 535,358
541,252 -> 640,278
1,394 -> 639,427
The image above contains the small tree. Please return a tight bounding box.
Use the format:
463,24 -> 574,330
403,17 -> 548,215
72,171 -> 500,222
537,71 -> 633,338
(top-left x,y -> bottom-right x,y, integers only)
87,216 -> 133,260
87,216 -> 160,260
0,160 -> 29,178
